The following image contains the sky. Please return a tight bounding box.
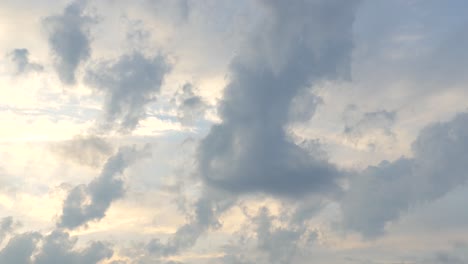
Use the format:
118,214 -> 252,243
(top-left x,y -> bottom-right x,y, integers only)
1,0 -> 468,263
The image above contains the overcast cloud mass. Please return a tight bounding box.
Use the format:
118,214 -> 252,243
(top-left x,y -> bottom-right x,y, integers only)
1,0 -> 468,263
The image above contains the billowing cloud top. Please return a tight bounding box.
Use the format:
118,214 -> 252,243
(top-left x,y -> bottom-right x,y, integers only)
1,0 -> 468,263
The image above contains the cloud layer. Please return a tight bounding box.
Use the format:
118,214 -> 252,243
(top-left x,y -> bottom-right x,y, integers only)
2,0 -> 468,263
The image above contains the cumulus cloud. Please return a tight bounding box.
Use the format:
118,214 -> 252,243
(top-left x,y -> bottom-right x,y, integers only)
197,0 -> 359,198
43,0 -> 94,84
341,112 -> 468,238
8,49 -> 43,75
0,229 -> 113,264
85,52 -> 171,133
58,145 -> 151,229
172,83 -> 208,124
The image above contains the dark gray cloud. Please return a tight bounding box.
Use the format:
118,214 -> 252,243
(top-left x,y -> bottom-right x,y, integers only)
0,229 -> 113,264
197,0 -> 359,198
51,136 -> 113,168
341,112 -> 468,238
8,49 -> 43,75
85,52 -> 171,133
58,145 -> 151,229
172,83 -> 208,124
147,0 -> 360,256
43,0 -> 94,84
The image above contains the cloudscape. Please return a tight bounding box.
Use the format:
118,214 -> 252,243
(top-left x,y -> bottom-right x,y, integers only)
1,0 -> 468,263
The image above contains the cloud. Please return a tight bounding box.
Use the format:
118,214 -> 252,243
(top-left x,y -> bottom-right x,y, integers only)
2,1 -> 468,263
0,232 -> 41,264
58,145 -> 151,229
172,83 -> 209,124
342,106 -> 397,149
8,49 -> 43,75
253,207 -> 308,264
0,216 -> 22,245
0,217 -> 14,243
34,230 -> 113,264
51,136 -> 113,168
215,203 -> 318,264
147,194 -> 230,256
0,229 -> 113,264
43,0 -> 94,84
146,0 -> 360,257
85,52 -> 171,133
219,254 -> 254,264
288,90 -> 323,123
341,112 -> 468,238
343,107 -> 396,136
427,253 -> 465,264
197,0 -> 359,198
419,242 -> 468,264
146,0 -> 190,23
